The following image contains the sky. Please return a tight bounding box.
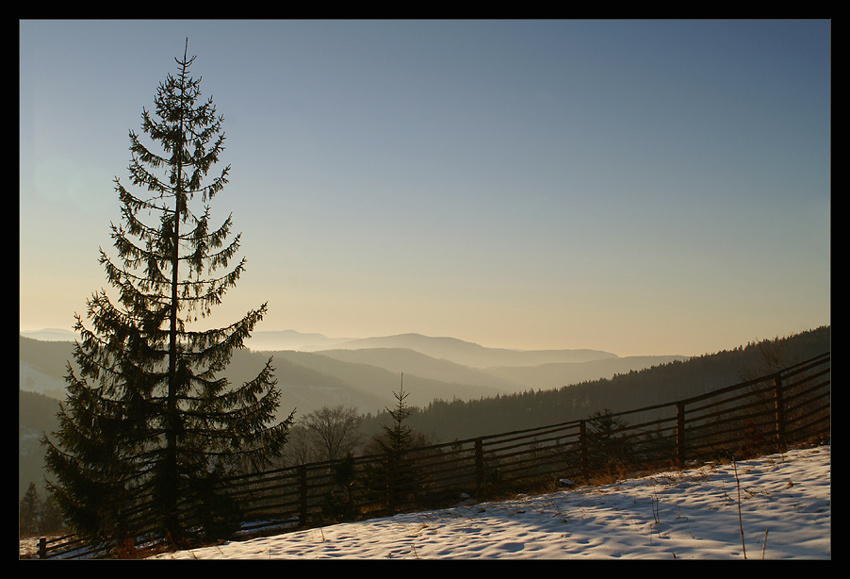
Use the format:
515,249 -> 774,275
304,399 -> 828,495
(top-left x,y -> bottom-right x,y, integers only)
19,20 -> 830,357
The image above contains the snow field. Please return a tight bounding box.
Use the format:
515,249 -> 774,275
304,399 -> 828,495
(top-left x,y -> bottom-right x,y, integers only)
152,445 -> 830,559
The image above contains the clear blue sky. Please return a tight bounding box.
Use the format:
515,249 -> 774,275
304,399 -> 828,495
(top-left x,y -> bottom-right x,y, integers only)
20,19 -> 830,356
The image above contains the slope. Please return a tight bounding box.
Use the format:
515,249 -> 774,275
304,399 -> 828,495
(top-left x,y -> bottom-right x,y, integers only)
483,355 -> 688,390
312,347 -> 524,393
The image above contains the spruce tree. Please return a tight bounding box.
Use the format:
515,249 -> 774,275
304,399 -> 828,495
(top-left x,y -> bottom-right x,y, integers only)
374,376 -> 419,511
42,40 -> 293,548
378,379 -> 415,458
19,482 -> 41,537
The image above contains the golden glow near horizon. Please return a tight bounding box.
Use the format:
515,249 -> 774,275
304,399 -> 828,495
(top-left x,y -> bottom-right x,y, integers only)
20,20 -> 830,358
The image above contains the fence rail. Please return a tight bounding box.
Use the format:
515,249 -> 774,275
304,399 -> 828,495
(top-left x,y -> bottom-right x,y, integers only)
35,352 -> 830,558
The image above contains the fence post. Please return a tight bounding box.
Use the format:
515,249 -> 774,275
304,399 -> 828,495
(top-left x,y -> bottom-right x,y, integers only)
474,438 -> 483,496
298,464 -> 308,527
676,403 -> 686,468
38,537 -> 47,559
774,376 -> 787,451
579,420 -> 589,483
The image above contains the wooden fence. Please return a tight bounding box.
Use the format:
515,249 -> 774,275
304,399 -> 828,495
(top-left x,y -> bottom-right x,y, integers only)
35,352 -> 830,558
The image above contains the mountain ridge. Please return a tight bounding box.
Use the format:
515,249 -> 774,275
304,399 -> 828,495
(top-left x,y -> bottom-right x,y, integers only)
19,326 -> 830,500
295,332 -> 621,369
20,327 -> 631,363
18,332 -> 677,412
20,327 -> 629,369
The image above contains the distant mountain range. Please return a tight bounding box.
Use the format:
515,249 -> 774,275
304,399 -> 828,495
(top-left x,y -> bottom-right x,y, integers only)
18,328 -> 685,500
242,329 -> 356,352
19,329 -> 685,412
19,328 -> 79,342
294,332 -> 621,369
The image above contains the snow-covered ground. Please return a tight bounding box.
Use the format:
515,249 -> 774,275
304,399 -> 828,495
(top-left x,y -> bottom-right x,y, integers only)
151,445 -> 830,560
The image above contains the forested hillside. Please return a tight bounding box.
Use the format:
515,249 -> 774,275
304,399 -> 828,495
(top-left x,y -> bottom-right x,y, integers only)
18,336 -> 675,415
19,390 -> 61,500
361,326 -> 831,444
18,326 -> 829,499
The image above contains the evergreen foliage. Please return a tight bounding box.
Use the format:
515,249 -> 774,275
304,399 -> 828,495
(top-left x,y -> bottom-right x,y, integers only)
320,452 -> 362,523
376,377 -> 416,458
586,408 -> 632,471
19,482 -> 66,538
364,326 -> 830,444
41,40 -> 293,548
19,482 -> 40,537
367,376 -> 424,511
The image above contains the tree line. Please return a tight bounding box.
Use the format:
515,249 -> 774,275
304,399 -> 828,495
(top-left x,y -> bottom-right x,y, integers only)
356,326 -> 830,445
248,325 -> 830,473
20,482 -> 65,538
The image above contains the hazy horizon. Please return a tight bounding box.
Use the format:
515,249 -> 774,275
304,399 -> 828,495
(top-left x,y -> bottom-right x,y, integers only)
20,20 -> 830,358
18,323 -> 830,361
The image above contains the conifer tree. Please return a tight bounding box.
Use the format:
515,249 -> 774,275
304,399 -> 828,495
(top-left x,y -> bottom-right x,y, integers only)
42,40 -> 293,548
373,376 -> 420,511
378,378 -> 415,458
19,482 -> 41,537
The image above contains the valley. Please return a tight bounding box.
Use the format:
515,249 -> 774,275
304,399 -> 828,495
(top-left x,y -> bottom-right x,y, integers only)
19,326 -> 830,501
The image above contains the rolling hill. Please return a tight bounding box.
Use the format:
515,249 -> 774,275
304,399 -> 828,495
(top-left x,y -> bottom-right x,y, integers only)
20,332 -> 681,412
483,355 -> 688,391
299,332 -> 620,368
21,327 -> 828,500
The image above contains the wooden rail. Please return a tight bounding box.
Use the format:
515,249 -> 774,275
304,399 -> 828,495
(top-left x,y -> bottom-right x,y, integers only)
35,352 -> 829,558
